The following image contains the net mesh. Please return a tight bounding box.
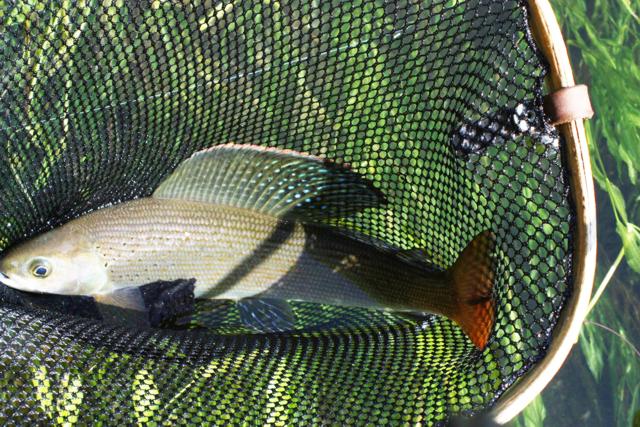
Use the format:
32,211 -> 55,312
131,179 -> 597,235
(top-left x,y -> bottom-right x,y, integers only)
0,0 -> 572,424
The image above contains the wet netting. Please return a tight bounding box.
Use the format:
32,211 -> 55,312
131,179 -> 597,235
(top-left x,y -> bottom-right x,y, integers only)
0,0 -> 572,425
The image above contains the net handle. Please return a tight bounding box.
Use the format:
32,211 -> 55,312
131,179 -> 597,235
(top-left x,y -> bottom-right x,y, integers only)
490,0 -> 597,423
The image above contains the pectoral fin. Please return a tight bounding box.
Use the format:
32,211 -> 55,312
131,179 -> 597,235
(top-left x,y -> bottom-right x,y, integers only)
93,280 -> 197,328
154,143 -> 385,221
94,287 -> 146,311
237,298 -> 296,333
93,287 -> 150,328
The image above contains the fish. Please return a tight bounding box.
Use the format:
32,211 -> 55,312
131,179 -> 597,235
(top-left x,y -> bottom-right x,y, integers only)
0,144 -> 496,349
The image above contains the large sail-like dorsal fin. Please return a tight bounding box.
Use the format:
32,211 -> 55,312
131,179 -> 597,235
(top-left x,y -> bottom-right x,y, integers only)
153,144 -> 385,220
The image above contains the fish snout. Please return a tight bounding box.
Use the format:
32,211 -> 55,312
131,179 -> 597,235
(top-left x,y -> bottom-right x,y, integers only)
0,270 -> 16,289
0,271 -> 10,283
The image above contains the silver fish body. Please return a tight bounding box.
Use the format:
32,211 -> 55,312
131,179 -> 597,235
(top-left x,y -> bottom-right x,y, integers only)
52,198 -> 454,316
0,144 -> 496,348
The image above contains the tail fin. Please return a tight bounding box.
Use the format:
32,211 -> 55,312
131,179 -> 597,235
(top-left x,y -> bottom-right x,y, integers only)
449,231 -> 496,350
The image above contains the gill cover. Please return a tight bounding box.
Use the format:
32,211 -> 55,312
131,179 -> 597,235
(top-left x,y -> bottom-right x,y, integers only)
0,226 -> 109,296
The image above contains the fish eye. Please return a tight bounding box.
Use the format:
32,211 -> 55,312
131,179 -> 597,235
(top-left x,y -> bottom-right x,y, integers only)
29,259 -> 51,278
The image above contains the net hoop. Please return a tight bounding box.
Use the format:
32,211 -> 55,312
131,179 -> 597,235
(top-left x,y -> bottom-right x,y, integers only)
491,0 -> 597,423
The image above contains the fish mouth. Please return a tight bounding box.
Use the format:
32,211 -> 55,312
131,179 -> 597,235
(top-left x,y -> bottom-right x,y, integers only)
0,271 -> 17,289
0,271 -> 47,295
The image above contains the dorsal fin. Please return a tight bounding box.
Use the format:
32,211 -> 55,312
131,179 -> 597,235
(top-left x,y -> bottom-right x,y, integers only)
153,144 -> 385,220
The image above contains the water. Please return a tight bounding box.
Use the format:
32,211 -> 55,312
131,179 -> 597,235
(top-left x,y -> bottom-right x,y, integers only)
513,0 -> 640,425
520,181 -> 640,426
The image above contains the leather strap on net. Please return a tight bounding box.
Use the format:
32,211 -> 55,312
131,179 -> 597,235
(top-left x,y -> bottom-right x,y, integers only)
543,84 -> 594,125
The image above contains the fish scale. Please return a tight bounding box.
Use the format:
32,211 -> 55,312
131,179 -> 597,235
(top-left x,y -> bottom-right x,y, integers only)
74,198 -> 452,312
79,199 -> 304,300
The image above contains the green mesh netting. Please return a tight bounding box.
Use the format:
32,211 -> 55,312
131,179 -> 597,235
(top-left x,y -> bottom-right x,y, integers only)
0,0 -> 572,424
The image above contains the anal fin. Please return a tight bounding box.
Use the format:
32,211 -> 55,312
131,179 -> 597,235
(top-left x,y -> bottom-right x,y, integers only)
237,298 -> 296,333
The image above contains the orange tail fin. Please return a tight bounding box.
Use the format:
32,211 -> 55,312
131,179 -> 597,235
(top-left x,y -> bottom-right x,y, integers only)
449,231 -> 496,350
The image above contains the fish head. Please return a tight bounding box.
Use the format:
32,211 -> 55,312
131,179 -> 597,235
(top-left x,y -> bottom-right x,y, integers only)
0,226 -> 108,296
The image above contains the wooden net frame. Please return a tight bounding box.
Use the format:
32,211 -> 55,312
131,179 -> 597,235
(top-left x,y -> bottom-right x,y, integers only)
491,0 -> 597,422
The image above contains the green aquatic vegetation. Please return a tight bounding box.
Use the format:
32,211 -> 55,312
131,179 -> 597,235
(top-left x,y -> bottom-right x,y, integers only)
517,0 -> 640,426
2,1 -> 91,189
556,0 -> 640,276
580,294 -> 640,424
513,394 -> 546,427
